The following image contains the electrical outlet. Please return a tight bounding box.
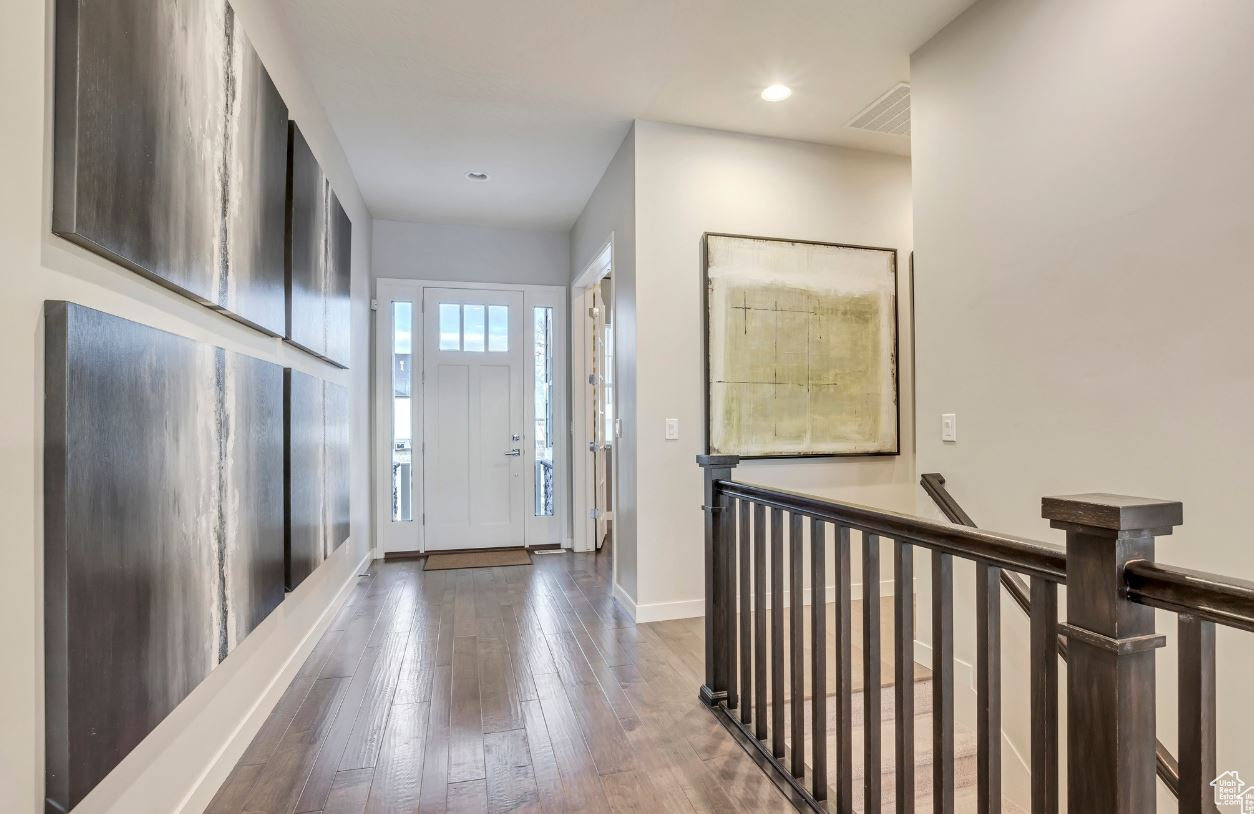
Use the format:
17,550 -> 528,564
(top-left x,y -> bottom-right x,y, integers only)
664,418 -> 680,440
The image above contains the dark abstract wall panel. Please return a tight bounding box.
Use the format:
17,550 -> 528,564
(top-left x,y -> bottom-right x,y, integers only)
53,0 -> 289,336
285,370 -> 351,590
43,303 -> 285,812
286,123 -> 353,367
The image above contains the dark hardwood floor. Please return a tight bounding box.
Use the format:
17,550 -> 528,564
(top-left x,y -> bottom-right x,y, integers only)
207,548 -> 792,813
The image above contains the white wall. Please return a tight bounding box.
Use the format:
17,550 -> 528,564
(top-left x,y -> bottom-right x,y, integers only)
912,0 -> 1254,801
374,219 -> 569,286
0,1 -> 374,811
569,127 -> 638,600
631,121 -> 915,619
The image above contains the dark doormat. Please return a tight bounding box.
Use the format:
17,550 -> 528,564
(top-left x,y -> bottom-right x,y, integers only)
423,548 -> 533,571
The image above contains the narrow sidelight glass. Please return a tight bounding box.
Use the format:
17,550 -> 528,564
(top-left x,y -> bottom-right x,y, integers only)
391,301 -> 414,521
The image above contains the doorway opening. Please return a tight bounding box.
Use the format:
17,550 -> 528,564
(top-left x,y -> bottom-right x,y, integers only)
373,278 -> 568,556
571,242 -> 617,564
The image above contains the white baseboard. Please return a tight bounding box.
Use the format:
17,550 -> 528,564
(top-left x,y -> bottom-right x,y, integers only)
633,597 -> 706,623
611,580 -> 638,620
180,550 -> 371,812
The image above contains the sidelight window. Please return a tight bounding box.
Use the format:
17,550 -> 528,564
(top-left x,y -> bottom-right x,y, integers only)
533,306 -> 555,516
391,301 -> 413,522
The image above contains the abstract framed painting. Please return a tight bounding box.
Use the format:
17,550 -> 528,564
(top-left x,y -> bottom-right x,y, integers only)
43,302 -> 285,811
286,124 -> 353,368
285,369 -> 351,590
53,0 -> 288,336
702,233 -> 900,459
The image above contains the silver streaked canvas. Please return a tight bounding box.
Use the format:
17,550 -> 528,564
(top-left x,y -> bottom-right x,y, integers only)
286,123 -> 353,367
285,369 -> 351,590
43,302 -> 285,811
53,0 -> 289,335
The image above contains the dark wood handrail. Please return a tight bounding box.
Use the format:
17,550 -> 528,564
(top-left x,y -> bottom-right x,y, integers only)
716,479 -> 1068,582
920,472 -> 1182,798
922,474 -> 1036,619
1125,560 -> 1254,634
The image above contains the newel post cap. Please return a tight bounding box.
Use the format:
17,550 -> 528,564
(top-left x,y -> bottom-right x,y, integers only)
1041,493 -> 1183,535
696,454 -> 739,469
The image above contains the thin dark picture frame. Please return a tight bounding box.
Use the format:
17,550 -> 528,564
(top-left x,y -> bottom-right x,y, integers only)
700,232 -> 901,460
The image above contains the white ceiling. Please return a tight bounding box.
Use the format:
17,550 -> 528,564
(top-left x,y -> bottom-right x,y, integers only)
277,0 -> 975,230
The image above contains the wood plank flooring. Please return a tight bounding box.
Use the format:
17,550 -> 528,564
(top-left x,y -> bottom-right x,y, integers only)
208,550 -> 793,813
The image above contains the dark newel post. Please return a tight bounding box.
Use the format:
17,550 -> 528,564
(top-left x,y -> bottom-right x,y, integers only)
698,454 -> 739,706
1042,493 -> 1183,814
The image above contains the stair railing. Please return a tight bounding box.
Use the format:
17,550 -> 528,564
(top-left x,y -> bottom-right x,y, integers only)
698,456 -> 1251,814
919,473 -> 1196,798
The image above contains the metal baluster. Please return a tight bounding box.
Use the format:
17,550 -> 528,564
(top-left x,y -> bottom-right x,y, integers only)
754,502 -> 767,740
836,525 -> 853,812
977,563 -> 1002,814
895,542 -> 915,814
1029,578 -> 1058,814
789,513 -> 805,778
864,533 -> 882,812
933,551 -> 955,814
771,508 -> 785,759
1178,615 -> 1216,814
723,493 -> 738,710
739,499 -> 752,727
811,519 -> 828,801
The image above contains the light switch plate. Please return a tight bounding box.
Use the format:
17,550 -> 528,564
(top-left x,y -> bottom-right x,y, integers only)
941,413 -> 957,443
664,418 -> 680,440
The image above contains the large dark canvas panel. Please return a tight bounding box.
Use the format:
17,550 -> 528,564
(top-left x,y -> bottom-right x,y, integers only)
43,303 -> 285,811
285,370 -> 351,590
53,0 -> 288,336
286,123 -> 353,367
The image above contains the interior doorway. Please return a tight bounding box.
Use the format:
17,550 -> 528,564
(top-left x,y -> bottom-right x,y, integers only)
374,278 -> 568,556
571,243 -> 617,558
590,276 -> 614,551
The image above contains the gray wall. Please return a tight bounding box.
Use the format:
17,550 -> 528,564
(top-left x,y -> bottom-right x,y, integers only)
570,127 -> 637,601
912,0 -> 1254,804
373,219 -> 570,286
631,121 -> 913,619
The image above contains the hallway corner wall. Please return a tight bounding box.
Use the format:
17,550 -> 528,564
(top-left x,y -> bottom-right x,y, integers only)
630,121 -> 916,620
570,126 -> 638,606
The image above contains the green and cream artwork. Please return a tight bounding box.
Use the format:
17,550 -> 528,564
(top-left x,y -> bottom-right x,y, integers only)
703,234 -> 899,458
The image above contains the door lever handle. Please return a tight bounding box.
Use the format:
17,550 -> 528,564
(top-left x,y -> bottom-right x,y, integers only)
504,448 -> 522,457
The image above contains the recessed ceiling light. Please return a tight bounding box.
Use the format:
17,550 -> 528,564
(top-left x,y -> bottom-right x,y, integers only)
761,84 -> 792,102
466,171 -> 489,181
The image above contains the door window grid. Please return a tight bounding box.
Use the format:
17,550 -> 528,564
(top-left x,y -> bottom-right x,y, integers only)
463,305 -> 485,352
435,303 -> 509,352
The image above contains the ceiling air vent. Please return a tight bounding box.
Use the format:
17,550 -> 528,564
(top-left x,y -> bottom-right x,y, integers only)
847,82 -> 911,137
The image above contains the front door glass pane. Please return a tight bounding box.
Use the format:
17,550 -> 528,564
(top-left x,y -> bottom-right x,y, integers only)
488,305 -> 509,352
438,303 -> 461,350
533,306 -> 555,516
463,305 -> 486,352
392,301 -> 413,522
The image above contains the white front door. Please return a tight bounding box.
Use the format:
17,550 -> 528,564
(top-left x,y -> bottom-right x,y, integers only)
422,287 -> 526,550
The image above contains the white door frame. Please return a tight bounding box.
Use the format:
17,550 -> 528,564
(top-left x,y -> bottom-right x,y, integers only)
373,278 -> 569,556
570,241 -> 617,556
